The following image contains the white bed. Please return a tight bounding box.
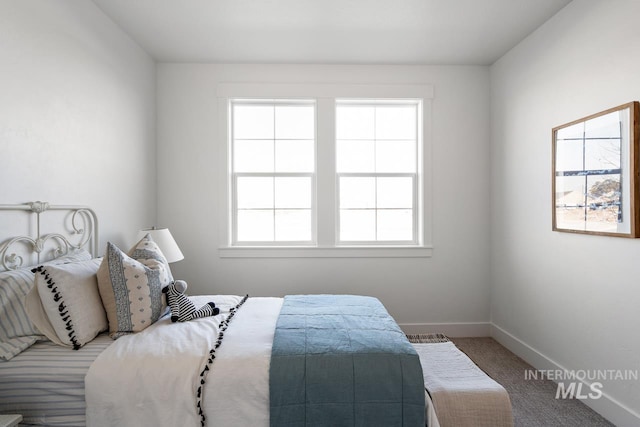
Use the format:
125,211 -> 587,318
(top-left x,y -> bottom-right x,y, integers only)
0,202 -> 434,427
1,294 -> 439,427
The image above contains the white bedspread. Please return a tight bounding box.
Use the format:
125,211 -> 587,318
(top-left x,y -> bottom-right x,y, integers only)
86,295 -> 282,427
203,296 -> 282,426
86,296 -> 444,427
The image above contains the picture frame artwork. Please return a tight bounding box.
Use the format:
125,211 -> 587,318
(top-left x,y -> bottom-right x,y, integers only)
552,101 -> 640,237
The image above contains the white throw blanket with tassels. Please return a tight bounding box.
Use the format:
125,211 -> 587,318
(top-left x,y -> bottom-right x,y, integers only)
85,295 -> 282,427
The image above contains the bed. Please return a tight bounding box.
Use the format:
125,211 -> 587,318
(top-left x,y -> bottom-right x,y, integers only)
0,202 -> 429,426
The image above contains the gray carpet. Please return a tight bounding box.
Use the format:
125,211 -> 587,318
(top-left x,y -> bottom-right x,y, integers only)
451,337 -> 614,427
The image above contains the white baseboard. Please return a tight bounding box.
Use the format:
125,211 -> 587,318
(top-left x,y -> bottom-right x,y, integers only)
491,323 -> 640,427
399,322 -> 491,337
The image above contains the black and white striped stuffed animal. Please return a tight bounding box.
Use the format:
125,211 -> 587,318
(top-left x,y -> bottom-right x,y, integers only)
162,280 -> 219,323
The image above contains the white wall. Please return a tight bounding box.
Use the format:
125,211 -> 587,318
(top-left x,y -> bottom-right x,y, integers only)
8,1 -> 636,422
491,0 -> 640,424
157,64 -> 491,331
0,0 -> 156,249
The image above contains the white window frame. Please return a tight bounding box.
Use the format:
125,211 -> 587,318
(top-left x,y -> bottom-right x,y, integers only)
335,99 -> 423,246
218,83 -> 433,258
229,98 -> 317,246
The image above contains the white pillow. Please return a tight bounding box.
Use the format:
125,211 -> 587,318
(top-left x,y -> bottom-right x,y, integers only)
0,249 -> 92,359
30,258 -> 106,349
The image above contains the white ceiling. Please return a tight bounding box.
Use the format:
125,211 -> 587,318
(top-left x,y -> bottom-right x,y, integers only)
92,0 -> 572,65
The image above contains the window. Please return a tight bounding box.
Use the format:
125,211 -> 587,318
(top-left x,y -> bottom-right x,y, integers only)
336,100 -> 420,244
220,83 -> 433,257
230,100 -> 315,244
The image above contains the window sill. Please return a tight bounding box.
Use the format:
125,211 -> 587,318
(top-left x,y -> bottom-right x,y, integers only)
218,246 -> 433,258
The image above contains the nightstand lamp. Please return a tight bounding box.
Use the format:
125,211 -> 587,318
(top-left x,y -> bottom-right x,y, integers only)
137,227 -> 184,263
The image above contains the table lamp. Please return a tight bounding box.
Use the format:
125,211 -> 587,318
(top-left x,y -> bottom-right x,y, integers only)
137,227 -> 184,263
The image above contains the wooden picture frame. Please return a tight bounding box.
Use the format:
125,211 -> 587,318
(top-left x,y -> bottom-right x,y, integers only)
552,101 -> 640,237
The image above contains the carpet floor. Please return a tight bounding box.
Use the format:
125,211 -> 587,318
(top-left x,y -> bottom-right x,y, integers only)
451,337 -> 614,427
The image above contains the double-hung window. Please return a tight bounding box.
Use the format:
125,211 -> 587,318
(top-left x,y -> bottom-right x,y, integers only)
220,84 -> 432,257
336,100 -> 420,244
230,99 -> 315,244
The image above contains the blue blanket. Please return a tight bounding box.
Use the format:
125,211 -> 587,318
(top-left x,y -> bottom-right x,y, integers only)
269,295 -> 425,427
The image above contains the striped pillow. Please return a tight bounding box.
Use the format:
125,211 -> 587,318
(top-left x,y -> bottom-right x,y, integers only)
0,249 -> 92,360
0,268 -> 42,360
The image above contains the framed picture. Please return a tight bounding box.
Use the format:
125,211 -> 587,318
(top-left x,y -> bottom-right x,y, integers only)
552,101 -> 640,237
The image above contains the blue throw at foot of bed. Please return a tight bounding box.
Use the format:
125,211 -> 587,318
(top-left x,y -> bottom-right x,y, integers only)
269,294 -> 425,427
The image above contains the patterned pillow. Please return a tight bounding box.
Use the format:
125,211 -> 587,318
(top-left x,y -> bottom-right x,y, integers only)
0,249 -> 93,360
97,235 -> 173,339
29,258 -> 106,349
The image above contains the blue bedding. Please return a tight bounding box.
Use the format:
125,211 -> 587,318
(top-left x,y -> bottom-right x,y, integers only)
269,294 -> 425,427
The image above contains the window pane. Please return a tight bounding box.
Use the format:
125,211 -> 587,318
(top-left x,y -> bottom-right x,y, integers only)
587,175 -> 621,207
275,105 -> 315,139
556,139 -> 584,171
237,210 -> 274,241
275,210 -> 311,241
340,210 -> 375,241
555,175 -> 585,230
555,175 -> 585,206
585,139 -> 621,170
556,122 -> 583,141
340,177 -> 375,209
276,139 -> 314,172
237,177 -> 273,209
377,177 -> 413,208
275,177 -> 312,208
585,174 -> 625,233
336,140 -> 375,172
377,209 -> 413,241
234,140 -> 274,172
584,110 -> 622,140
376,140 -> 416,173
336,105 -> 375,140
233,105 -> 274,139
376,105 -> 416,140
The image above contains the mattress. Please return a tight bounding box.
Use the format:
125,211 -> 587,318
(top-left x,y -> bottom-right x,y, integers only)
0,334 -> 113,426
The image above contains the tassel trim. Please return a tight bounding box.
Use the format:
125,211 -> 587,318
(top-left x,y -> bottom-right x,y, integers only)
196,294 -> 249,427
33,266 -> 82,350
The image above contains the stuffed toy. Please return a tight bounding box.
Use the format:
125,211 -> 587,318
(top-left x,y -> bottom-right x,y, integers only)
162,280 -> 219,322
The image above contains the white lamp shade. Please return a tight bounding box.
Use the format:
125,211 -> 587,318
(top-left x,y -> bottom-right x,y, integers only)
137,228 -> 184,263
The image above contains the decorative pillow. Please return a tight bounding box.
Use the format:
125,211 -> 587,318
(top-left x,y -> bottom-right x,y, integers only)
28,258 -> 106,349
97,235 -> 173,339
0,248 -> 92,360
0,268 -> 43,360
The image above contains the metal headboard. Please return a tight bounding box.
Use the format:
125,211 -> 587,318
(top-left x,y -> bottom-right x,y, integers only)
0,202 -> 99,271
